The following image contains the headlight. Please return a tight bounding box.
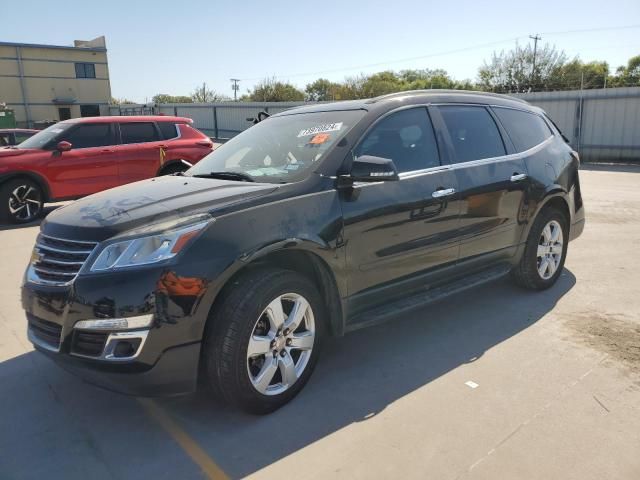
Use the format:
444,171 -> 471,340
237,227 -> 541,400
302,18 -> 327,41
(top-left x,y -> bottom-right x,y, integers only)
89,218 -> 210,272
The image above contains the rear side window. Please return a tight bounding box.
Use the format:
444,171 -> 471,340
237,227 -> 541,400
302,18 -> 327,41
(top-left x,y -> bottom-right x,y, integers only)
493,107 -> 553,152
120,122 -> 160,144
61,124 -> 112,149
437,105 -> 506,163
356,107 -> 440,173
158,122 -> 179,140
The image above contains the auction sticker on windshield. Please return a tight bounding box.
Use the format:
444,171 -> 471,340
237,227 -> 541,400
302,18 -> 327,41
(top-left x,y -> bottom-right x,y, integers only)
297,122 -> 343,137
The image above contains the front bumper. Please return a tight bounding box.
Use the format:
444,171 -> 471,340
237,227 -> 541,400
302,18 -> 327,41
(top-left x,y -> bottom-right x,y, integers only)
33,339 -> 200,396
21,264 -> 210,397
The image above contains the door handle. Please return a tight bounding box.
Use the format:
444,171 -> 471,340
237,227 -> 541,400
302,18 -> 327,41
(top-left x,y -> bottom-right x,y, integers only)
100,149 -> 115,153
510,173 -> 528,182
432,187 -> 456,198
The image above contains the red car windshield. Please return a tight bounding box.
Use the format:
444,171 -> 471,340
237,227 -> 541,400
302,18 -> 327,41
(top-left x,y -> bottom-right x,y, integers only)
17,123 -> 74,150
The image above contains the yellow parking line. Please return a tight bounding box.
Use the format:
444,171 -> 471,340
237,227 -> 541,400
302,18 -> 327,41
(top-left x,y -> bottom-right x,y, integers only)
138,398 -> 230,480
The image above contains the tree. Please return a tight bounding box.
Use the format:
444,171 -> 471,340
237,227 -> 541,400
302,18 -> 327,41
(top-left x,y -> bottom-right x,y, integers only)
551,60 -> 609,90
152,93 -> 193,104
191,83 -> 229,103
608,55 -> 640,87
478,42 -> 567,92
110,97 -> 137,105
305,78 -> 340,101
246,78 -> 305,102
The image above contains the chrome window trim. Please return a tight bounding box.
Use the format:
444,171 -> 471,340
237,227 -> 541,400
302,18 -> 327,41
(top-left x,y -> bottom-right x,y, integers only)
350,135 -> 553,189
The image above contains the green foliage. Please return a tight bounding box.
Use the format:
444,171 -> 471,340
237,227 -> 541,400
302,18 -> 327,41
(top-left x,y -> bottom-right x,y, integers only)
152,94 -> 193,104
305,78 -> 341,101
478,42 -> 567,92
246,78 -> 305,102
191,83 -> 230,103
608,55 -> 640,87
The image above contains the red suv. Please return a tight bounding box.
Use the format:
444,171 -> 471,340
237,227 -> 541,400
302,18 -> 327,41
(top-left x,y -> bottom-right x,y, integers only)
0,116 -> 214,223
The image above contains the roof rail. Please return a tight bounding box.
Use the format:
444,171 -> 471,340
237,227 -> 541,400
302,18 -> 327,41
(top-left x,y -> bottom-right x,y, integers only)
366,89 -> 529,105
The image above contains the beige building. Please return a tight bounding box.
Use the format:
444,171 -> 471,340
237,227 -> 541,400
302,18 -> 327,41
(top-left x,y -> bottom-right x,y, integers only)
0,36 -> 111,127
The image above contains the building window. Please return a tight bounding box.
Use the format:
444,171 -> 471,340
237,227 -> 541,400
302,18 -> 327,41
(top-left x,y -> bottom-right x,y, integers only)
58,107 -> 71,120
75,63 -> 96,79
80,105 -> 100,117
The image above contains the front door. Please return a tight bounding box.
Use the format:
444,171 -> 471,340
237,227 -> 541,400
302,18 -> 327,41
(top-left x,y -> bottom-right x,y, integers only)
46,122 -> 120,198
340,107 -> 460,315
433,105 -> 529,264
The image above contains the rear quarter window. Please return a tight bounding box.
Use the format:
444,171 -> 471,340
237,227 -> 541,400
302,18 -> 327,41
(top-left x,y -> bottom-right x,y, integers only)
158,122 -> 179,140
492,107 -> 553,152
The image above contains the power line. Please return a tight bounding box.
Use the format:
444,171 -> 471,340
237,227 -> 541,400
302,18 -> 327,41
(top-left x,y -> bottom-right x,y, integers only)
238,24 -> 640,82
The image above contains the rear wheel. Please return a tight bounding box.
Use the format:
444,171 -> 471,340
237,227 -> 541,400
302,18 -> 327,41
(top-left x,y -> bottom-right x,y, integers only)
0,178 -> 44,224
512,206 -> 568,290
202,268 -> 324,414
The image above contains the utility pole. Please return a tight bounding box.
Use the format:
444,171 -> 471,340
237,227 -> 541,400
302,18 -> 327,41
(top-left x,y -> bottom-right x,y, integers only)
529,34 -> 541,89
230,78 -> 240,101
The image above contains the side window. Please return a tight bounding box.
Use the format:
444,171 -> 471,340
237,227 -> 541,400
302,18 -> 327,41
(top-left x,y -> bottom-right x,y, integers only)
355,108 -> 440,173
14,133 -> 34,144
437,105 -> 506,163
158,122 -> 179,140
492,107 -> 553,152
61,124 -> 112,149
120,122 -> 160,144
0,133 -> 9,146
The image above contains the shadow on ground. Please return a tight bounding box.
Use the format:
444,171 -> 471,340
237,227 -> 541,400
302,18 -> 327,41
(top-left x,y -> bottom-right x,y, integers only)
0,271 -> 575,479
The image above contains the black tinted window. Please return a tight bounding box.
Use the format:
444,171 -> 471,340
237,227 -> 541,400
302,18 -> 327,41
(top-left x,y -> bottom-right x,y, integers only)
75,63 -> 96,79
120,122 -> 160,144
158,122 -> 179,140
61,124 -> 112,149
493,107 -> 553,152
438,106 -> 505,163
355,108 -> 440,173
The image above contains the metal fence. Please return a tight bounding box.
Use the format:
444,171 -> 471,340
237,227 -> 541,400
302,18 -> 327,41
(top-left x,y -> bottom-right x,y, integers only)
110,87 -> 640,162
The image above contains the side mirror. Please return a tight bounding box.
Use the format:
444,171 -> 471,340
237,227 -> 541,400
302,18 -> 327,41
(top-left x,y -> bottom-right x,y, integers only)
57,141 -> 72,152
349,155 -> 399,182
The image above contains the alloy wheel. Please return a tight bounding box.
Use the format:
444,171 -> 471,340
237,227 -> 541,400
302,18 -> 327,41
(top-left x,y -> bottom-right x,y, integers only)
536,219 -> 564,280
8,184 -> 42,222
247,293 -> 315,396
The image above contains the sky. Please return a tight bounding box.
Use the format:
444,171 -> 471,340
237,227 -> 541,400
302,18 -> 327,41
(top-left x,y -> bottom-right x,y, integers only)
3,0 -> 639,102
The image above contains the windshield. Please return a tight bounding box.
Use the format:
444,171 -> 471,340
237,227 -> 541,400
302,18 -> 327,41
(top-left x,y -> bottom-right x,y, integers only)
17,123 -> 73,150
187,110 -> 366,183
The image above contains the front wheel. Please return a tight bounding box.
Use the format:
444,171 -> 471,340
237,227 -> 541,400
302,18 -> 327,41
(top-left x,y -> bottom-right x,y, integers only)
202,268 -> 324,414
0,178 -> 44,224
512,207 -> 569,290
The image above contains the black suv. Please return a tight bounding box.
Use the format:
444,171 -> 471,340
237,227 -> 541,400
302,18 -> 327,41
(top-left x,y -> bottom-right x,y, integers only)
22,91 -> 585,414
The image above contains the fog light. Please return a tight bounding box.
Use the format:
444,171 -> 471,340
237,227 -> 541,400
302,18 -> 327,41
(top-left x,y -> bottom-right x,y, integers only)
113,339 -> 142,358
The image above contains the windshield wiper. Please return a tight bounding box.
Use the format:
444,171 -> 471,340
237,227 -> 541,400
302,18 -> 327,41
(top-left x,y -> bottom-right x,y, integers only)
191,171 -> 255,182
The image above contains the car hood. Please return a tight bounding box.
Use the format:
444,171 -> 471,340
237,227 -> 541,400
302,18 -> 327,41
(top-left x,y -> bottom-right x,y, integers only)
42,175 -> 279,241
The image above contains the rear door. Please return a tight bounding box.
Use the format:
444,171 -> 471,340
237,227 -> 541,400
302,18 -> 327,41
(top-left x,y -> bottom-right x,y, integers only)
432,104 -> 529,264
115,121 -> 165,184
340,107 -> 460,315
46,123 -> 119,198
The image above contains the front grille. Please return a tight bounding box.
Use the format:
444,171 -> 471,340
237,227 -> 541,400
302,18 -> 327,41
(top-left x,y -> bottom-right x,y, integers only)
28,314 -> 63,350
29,234 -> 97,286
71,330 -> 108,357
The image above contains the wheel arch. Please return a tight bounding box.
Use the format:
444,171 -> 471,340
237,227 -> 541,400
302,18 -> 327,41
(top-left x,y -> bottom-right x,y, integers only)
526,190 -> 571,240
157,159 -> 192,176
0,171 -> 51,202
202,241 -> 345,340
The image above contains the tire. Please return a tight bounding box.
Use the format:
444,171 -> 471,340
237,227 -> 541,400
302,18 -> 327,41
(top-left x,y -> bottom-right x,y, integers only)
512,206 -> 569,290
202,268 -> 325,414
0,178 -> 44,224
